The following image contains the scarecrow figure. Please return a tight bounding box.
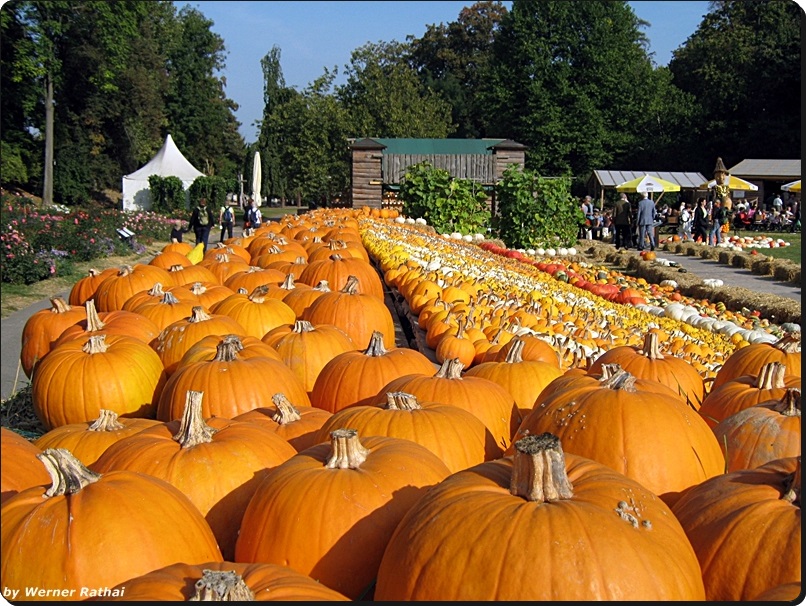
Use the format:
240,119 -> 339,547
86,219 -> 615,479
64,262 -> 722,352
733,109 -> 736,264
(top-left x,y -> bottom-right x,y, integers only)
712,157 -> 731,204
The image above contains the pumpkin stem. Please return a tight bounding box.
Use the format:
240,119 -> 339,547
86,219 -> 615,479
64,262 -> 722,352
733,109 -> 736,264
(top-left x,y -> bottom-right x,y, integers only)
772,388 -> 801,417
385,391 -> 422,411
434,357 -> 464,380
340,275 -> 360,295
189,569 -> 255,601
271,393 -> 302,425
775,333 -> 801,353
49,296 -> 73,314
82,334 -> 109,354
83,299 -> 107,332
313,280 -> 331,292
169,264 -> 186,272
214,336 -> 244,362
159,291 -> 182,306
781,457 -> 801,505
510,433 -> 574,502
248,284 -> 269,302
325,428 -> 369,469
755,361 -> 788,389
189,306 -> 213,323
173,391 -> 217,448
503,338 -> 526,364
147,283 -> 166,296
37,448 -> 101,497
280,273 -> 296,289
188,282 -> 208,295
88,409 -> 124,432
599,366 -> 638,392
363,331 -> 389,356
293,320 -> 315,333
640,332 -> 665,360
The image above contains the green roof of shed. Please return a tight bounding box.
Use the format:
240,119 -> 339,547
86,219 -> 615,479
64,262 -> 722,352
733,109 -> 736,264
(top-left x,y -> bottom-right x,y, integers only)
371,138 -> 506,155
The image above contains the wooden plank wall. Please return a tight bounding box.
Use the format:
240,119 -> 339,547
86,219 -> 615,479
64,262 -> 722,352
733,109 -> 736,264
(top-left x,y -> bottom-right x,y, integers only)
383,154 -> 497,184
351,149 -> 383,208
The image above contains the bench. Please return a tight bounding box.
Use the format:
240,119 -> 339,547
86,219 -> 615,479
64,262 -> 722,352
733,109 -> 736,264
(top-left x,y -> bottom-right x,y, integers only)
658,215 -> 679,234
116,227 -> 135,242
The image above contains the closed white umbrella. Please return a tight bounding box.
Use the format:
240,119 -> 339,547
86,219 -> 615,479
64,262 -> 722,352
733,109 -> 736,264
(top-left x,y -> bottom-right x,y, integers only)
251,151 -> 262,207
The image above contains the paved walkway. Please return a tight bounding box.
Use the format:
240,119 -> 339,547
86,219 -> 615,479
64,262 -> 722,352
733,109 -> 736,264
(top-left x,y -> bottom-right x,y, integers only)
1,241 -> 800,402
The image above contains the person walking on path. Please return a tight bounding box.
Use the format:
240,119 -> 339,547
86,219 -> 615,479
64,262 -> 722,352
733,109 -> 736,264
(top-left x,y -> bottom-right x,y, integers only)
692,197 -> 710,244
188,197 -> 215,253
678,202 -> 693,242
245,200 -> 263,230
635,193 -> 656,251
219,202 -> 235,242
709,199 -> 725,246
613,193 -> 632,250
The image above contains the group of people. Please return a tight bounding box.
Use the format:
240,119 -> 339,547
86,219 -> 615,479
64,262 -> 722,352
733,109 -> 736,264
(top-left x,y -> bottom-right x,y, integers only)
171,196 -> 265,253
607,192 -> 661,251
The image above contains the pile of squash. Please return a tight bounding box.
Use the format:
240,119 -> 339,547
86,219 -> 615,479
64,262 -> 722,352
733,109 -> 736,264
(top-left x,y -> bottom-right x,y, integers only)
1,206 -> 800,601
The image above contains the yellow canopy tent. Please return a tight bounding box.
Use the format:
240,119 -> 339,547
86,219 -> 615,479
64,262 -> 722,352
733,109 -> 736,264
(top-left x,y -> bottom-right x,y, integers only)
615,174 -> 680,202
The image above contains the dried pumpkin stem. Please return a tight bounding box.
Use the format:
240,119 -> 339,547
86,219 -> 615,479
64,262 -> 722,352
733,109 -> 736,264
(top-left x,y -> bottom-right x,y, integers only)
781,458 -> 801,505
510,433 -> 574,502
363,331 -> 389,356
341,275 -> 360,294
271,393 -> 302,424
386,391 -> 422,411
325,428 -> 369,469
173,390 -> 217,448
88,409 -> 124,432
83,299 -> 107,332
189,306 -> 213,323
504,338 -> 526,364
775,333 -> 801,353
159,291 -> 182,306
189,569 -> 255,601
641,332 -> 665,360
37,448 -> 101,497
755,361 -> 787,389
82,334 -> 109,354
48,297 -> 73,314
214,336 -> 244,362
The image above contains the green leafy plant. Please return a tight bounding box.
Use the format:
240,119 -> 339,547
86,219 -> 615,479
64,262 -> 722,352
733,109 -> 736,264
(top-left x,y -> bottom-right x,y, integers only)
492,165 -> 581,249
148,175 -> 187,214
187,175 -> 230,208
399,161 -> 490,235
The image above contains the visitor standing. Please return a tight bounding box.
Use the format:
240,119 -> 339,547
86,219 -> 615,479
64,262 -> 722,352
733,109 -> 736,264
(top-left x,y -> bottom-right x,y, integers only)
613,193 -> 632,250
219,202 -> 235,242
691,197 -> 710,244
188,197 -> 215,253
635,193 -> 656,251
170,220 -> 189,243
709,199 -> 725,246
678,203 -> 693,242
246,200 -> 263,230
772,193 -> 784,214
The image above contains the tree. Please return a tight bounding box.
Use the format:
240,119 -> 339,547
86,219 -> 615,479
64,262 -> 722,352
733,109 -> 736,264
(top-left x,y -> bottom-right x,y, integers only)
257,46 -> 293,202
482,0 -> 661,189
337,40 -> 454,138
668,0 -> 801,167
407,1 -> 508,138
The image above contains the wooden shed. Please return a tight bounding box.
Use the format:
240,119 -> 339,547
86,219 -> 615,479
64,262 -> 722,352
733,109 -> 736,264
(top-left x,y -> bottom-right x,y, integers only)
350,138 -> 527,210
728,159 -> 801,207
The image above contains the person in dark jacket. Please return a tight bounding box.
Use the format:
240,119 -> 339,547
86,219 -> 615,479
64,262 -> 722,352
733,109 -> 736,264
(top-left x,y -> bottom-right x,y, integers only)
692,197 -> 711,244
188,197 -> 215,253
613,193 -> 632,250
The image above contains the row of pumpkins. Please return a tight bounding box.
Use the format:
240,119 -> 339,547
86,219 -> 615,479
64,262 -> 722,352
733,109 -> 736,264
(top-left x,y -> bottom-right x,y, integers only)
1,206 -> 801,601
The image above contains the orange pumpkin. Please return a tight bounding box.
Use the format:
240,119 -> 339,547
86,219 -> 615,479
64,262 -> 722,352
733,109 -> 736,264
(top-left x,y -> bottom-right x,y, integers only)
670,456 -> 801,601
0,428 -> 50,505
233,392 -> 333,452
223,266 -> 286,293
98,561 -> 350,601
309,331 -> 436,414
298,253 -> 384,301
210,285 -> 296,340
711,333 -> 801,390
174,333 -> 284,376
156,334 -> 310,421
93,264 -> 174,312
374,433 -> 706,601
1,448 -> 222,596
93,390 -> 296,560
513,365 -> 725,505
169,281 -> 235,309
32,334 -> 167,431
20,297 -> 87,379
68,267 -> 117,306
53,299 -> 161,350
234,428 -> 451,599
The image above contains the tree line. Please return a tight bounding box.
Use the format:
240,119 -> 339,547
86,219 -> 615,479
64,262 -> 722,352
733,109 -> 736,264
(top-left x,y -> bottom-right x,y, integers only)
1,0 -> 800,208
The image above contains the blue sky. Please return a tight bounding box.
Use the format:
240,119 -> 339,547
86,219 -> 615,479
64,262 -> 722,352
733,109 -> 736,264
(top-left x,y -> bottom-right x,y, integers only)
185,1 -> 714,143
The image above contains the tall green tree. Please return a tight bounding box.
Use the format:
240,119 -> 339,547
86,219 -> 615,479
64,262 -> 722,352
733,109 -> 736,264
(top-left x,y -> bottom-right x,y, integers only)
257,46 -> 293,201
407,1 -> 508,138
482,0 -> 661,187
337,40 -> 454,138
668,0 -> 801,168
164,5 -> 244,178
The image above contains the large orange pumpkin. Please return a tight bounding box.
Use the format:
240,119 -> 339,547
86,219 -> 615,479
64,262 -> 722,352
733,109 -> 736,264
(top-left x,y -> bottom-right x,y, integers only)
97,561 -> 349,601
233,392 -> 333,452
52,299 -> 161,350
32,334 -> 166,431
670,456 -> 801,601
234,428 -> 451,599
93,264 -> 174,312
93,390 -> 296,560
309,331 -> 436,413
314,391 -> 501,471
0,428 -> 50,505
156,335 -> 310,421
20,297 -> 87,379
513,365 -> 725,505
210,285 -> 296,340
173,332 -> 284,376
297,253 -> 384,300
711,333 -> 801,390
374,433 -> 706,601
1,448 -> 222,598
302,275 -> 397,350
68,267 -> 117,306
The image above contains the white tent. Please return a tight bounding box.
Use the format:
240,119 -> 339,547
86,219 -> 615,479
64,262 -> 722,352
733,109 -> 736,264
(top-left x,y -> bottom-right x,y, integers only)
121,134 -> 205,211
